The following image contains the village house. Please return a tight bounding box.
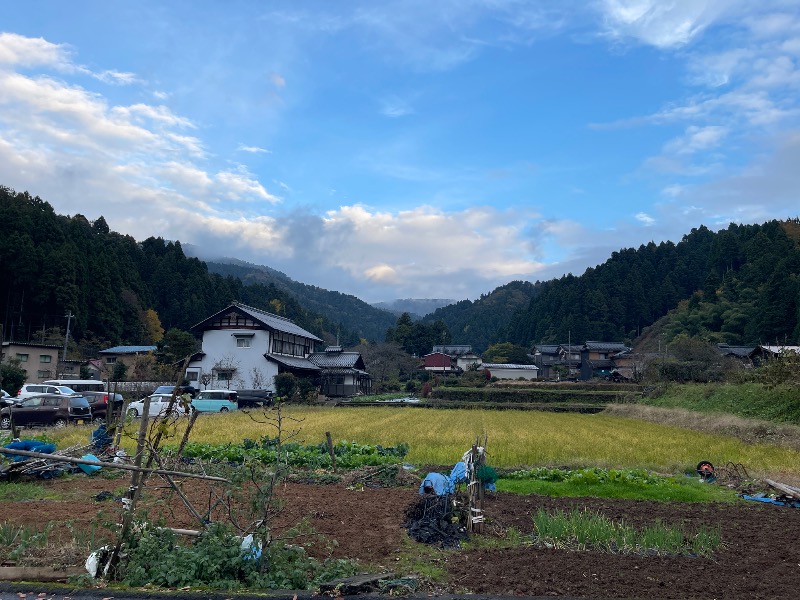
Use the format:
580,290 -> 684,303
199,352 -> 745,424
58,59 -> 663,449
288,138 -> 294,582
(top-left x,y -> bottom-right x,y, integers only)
421,351 -> 456,373
0,341 -> 61,383
97,345 -> 157,379
185,302 -> 371,397
580,341 -> 632,380
482,362 -> 539,380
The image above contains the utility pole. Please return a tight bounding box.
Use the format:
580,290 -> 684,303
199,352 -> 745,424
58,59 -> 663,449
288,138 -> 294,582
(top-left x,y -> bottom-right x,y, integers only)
62,311 -> 73,376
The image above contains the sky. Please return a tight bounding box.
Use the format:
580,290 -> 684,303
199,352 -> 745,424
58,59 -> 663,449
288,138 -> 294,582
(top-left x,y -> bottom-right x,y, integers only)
1,1 -> 800,304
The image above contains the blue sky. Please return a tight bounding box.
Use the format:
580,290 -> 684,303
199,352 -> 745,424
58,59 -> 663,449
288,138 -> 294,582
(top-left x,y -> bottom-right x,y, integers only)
2,1 -> 799,303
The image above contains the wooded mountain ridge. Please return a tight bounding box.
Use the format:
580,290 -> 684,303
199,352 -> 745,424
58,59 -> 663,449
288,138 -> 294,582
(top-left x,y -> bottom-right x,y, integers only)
2,186 -> 799,355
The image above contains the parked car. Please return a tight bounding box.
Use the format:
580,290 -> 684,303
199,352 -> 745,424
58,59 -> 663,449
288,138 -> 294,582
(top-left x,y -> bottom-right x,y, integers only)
152,385 -> 197,398
191,390 -> 238,413
127,394 -> 187,418
43,379 -> 124,423
235,389 -> 274,408
1,389 -> 19,409
16,383 -> 78,401
0,394 -> 92,429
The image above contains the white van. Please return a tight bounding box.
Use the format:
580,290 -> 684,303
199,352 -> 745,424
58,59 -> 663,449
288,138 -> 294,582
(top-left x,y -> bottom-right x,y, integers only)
43,379 -> 105,394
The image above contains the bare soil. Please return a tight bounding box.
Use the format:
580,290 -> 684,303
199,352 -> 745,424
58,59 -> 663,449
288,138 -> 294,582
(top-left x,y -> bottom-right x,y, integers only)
1,470 -> 799,599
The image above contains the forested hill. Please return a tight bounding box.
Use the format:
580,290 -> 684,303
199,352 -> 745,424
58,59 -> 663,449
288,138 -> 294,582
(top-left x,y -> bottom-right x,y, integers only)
0,187 -> 360,353
428,220 -> 800,351
205,259 -> 396,342
422,280 -> 539,352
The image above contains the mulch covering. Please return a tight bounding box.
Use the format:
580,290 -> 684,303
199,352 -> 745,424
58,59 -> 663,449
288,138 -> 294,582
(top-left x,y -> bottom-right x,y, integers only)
404,493 -> 468,548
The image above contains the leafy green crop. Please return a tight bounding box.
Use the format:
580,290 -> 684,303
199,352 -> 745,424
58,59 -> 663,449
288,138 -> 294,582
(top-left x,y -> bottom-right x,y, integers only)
164,437 -> 409,470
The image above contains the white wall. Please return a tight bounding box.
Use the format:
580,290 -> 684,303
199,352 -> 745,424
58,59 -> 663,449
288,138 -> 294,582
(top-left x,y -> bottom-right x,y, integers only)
186,329 -> 278,391
487,367 -> 539,380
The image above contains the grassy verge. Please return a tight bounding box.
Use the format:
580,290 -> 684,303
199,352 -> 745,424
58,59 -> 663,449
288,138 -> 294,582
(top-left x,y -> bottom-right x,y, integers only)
637,382 -> 800,425
497,467 -> 738,502
0,481 -> 63,501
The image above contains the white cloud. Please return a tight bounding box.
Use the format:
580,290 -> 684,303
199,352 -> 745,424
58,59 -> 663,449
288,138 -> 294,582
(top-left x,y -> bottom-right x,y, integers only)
237,144 -> 271,153
635,212 -> 655,225
664,125 -> 728,155
215,167 -> 279,203
0,32 -> 72,68
598,0 -> 734,48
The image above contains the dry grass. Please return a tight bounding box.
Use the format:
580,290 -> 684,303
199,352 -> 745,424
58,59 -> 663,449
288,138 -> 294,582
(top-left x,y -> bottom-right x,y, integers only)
604,403 -> 800,451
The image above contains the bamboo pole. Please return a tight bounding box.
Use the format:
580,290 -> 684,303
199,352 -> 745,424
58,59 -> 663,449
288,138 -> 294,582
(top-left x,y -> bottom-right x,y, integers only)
0,448 -> 228,482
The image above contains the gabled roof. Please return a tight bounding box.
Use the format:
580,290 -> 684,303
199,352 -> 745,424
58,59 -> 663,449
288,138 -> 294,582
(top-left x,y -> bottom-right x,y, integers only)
308,350 -> 365,369
191,302 -> 322,342
99,345 -> 157,354
584,341 -> 631,352
533,344 -> 562,354
716,344 -> 757,358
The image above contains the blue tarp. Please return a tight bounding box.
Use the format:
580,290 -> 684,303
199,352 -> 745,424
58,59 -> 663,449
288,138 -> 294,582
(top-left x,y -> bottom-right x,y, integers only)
742,495 -> 800,508
3,440 -> 57,462
419,472 -> 453,496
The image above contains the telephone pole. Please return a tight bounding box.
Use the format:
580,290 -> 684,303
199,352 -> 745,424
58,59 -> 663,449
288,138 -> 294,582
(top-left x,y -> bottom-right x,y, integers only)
62,311 -> 73,376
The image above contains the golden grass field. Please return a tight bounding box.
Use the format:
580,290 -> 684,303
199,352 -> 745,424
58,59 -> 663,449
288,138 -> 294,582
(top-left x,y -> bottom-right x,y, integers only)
47,406 -> 800,480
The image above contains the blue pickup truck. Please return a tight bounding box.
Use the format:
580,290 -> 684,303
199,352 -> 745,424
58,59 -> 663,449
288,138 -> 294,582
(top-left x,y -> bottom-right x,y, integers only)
191,389 -> 238,413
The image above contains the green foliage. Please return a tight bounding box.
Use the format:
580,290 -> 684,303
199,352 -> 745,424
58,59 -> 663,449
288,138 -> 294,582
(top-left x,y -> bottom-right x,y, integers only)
0,521 -> 54,561
385,312 -> 451,357
531,507 -> 721,557
481,342 -> 533,364
297,377 -> 317,403
112,360 -> 128,381
166,437 -> 409,470
499,467 -> 738,502
274,373 -> 298,401
122,521 -> 358,590
0,360 -> 26,395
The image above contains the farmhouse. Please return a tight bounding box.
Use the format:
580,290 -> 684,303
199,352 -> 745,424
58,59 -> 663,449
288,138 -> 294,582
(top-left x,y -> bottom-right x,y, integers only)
185,302 -> 371,397
421,351 -> 456,373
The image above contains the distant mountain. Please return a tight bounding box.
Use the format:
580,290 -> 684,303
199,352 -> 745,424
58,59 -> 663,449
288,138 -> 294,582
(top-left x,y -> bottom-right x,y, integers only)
371,298 -> 455,319
202,258 -> 397,343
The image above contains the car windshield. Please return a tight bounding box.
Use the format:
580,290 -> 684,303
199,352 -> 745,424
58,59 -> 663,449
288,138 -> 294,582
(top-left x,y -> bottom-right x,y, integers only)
69,397 -> 90,408
56,386 -> 77,395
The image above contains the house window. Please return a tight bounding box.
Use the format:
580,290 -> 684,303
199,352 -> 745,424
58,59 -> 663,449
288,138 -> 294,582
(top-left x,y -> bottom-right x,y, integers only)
105,357 -> 117,364
216,370 -> 234,382
185,371 -> 198,382
40,355 -> 52,363
37,369 -> 53,378
236,337 -> 251,348
16,353 -> 29,362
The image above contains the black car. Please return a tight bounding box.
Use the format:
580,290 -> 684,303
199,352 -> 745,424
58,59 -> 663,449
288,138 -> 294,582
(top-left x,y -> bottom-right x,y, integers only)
0,394 -> 92,429
152,385 -> 197,398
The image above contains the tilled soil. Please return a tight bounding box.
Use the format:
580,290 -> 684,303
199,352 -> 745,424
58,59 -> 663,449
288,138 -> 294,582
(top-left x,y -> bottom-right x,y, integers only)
1,472 -> 799,599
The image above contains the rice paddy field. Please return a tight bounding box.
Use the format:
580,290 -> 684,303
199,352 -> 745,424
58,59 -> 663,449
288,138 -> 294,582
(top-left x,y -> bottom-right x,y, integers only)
48,406 -> 800,479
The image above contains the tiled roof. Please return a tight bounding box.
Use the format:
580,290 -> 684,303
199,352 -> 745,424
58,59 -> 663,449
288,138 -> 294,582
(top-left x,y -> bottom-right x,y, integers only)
588,359 -> 615,368
482,363 -> 539,370
584,341 -> 631,352
308,351 -> 361,368
99,345 -> 157,354
191,302 -> 322,342
265,353 -> 320,371
716,344 -> 757,358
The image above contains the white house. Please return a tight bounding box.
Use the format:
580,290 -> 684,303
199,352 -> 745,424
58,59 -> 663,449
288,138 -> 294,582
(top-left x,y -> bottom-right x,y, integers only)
185,302 -> 323,392
481,363 -> 539,380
